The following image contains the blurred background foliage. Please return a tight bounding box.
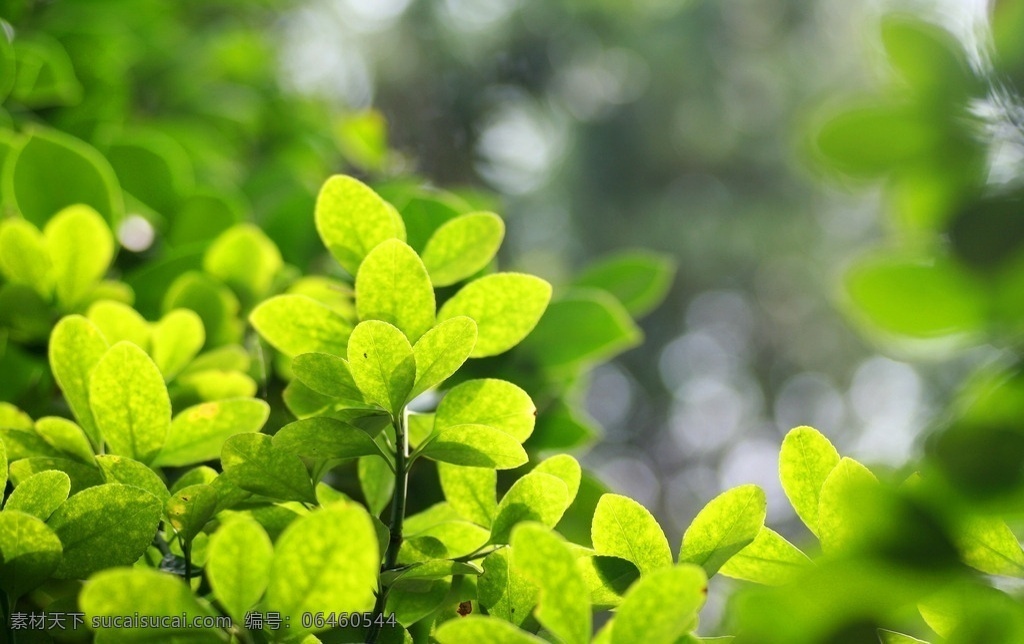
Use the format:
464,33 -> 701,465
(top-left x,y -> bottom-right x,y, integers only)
4,0 -> 1024,640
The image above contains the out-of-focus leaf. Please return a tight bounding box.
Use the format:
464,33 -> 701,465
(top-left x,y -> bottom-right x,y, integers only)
151,309 -> 205,380
817,457 -> 879,554
44,205 -> 115,311
0,218 -> 52,298
607,564 -> 707,644
86,300 -> 150,350
573,250 -> 676,317
203,224 -> 283,305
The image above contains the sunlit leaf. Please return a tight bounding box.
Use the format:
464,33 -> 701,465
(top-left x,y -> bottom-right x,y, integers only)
421,212 -> 505,286
817,457 -> 879,554
355,238 -> 435,343
479,548 -> 538,626
608,564 -> 707,644
165,484 -> 218,543
207,516 -> 273,623
411,316 -> 477,397
291,352 -> 363,402
3,470 -> 70,520
49,316 -> 109,448
347,319 -> 415,415
434,616 -> 545,643
421,424 -> 528,470
34,416 -> 94,464
315,174 -> 406,275
490,472 -> 570,544
679,484 -> 766,576
273,417 -> 386,462
438,462 -> 496,527
0,510 -> 63,599
156,398 -> 270,467
533,454 -> 582,507
250,294 -> 353,358
592,493 -> 672,575
0,218 -> 52,299
44,204 -> 115,310
435,379 -> 535,442
573,250 -> 676,317
512,522 -> 590,644
437,273 -> 552,357
719,527 -> 812,585
95,454 -> 170,504
221,433 -> 315,504
779,425 -> 841,537
151,309 -> 205,380
203,223 -> 283,305
87,300 -> 150,350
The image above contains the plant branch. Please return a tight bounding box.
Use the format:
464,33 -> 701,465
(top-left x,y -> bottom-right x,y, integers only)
367,408 -> 409,644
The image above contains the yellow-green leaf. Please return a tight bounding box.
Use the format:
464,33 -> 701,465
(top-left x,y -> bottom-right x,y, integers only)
0,510 -> 63,599
4,470 -> 70,520
95,454 -> 170,504
411,316 -> 477,397
679,484 -> 766,576
156,398 -> 270,468
718,527 -> 812,585
250,294 -> 353,358
207,516 -> 273,623
421,212 -> 505,287
44,204 -> 115,310
221,433 -> 315,504
511,522 -> 590,644
779,425 -> 841,537
435,616 -> 545,643
86,300 -> 150,350
421,424 -> 528,470
151,309 -> 205,380
315,174 -> 406,275
355,238 -> 435,343
435,379 -> 535,442
608,564 -> 707,644
438,462 -> 496,527
273,417 -> 386,462
479,547 -> 538,626
592,493 -> 672,576
49,315 -> 109,447
89,342 -> 171,464
203,223 -> 282,304
347,319 -> 415,415
437,273 -> 552,357
490,472 -> 570,544
0,218 -> 52,299
165,484 -> 218,543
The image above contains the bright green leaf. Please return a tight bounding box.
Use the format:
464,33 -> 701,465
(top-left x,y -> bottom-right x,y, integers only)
207,516 -> 273,623
347,319 -> 415,415
434,616 -> 545,644
718,527 -> 812,585
315,174 -> 406,275
34,416 -> 95,463
435,379 -> 535,442
0,510 -> 63,599
522,290 -> 642,370
878,629 -> 930,644
221,433 -> 315,504
0,218 -> 52,298
679,484 -> 766,576
86,300 -> 150,350
421,212 -> 505,286
421,424 -> 528,470
573,250 -> 676,317
151,309 -> 205,380
355,238 -> 435,343
437,273 -> 552,357
95,454 -> 170,504
47,483 -> 163,579
779,425 -> 841,537
49,314 -> 109,448
491,472 -> 570,544
250,294 -> 353,358
438,462 -> 496,527
609,564 -> 707,644
156,398 -> 270,467
534,454 -> 582,506
359,454 -> 394,516
511,522 -> 591,644
956,516 -> 1024,577
291,352 -> 363,401
577,554 -> 640,608
90,341 -> 171,464
817,457 -> 879,554
411,316 -> 477,397
165,484 -> 218,543
4,470 -> 70,520
8,457 -> 104,495
273,417 -> 386,462
203,224 -> 283,304
80,568 -> 221,643
44,204 -> 115,310
265,504 -> 380,633
0,436 -> 6,493
479,548 -> 538,627
592,493 -> 672,575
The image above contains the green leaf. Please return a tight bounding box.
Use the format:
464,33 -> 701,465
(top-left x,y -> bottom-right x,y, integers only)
355,238 -> 436,343
845,253 -> 986,338
0,510 -> 63,599
411,316 -> 478,397
34,416 -> 95,463
592,493 -> 672,575
171,466 -> 218,494
435,616 -> 545,643
511,522 -> 591,644
718,527 -> 812,585
956,516 -> 1024,577
479,547 -> 538,626
387,578 -> 450,627
3,127 -> 123,228
203,223 -> 283,304
86,300 -> 151,350
490,472 -> 570,544
315,174 -> 406,275
382,559 -> 482,585
291,352 -> 363,401
250,294 -> 353,358
878,629 -> 930,644
534,454 -> 582,506
164,271 -> 242,347
207,516 -> 273,623
79,568 -> 221,643
10,37 -> 82,107
90,341 -> 171,464
577,554 -> 640,608
95,454 -> 170,504
779,425 -> 841,537
44,204 -> 116,310
438,462 -> 496,527
814,103 -> 937,177
8,457 -> 104,495
421,212 -> 505,287
608,564 -> 707,644
881,15 -> 976,98
0,218 -> 52,298
265,504 -> 380,633
435,379 -> 535,442
151,309 -> 205,380
679,484 -> 766,576
221,433 -> 315,504
359,454 -> 394,516
155,398 -> 270,468
408,520 -> 489,559
3,470 -> 70,520
47,483 -> 163,579
49,315 -> 109,448
165,484 -> 218,543
573,250 -> 676,317
437,273 -> 552,357
347,320 -> 416,415
0,436 -> 6,493
817,457 -> 878,554
421,424 -> 528,470
273,417 -> 386,462
522,290 -> 642,370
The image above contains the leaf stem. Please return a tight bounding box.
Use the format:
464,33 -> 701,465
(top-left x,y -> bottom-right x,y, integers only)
368,408 -> 409,643
183,540 -> 193,586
